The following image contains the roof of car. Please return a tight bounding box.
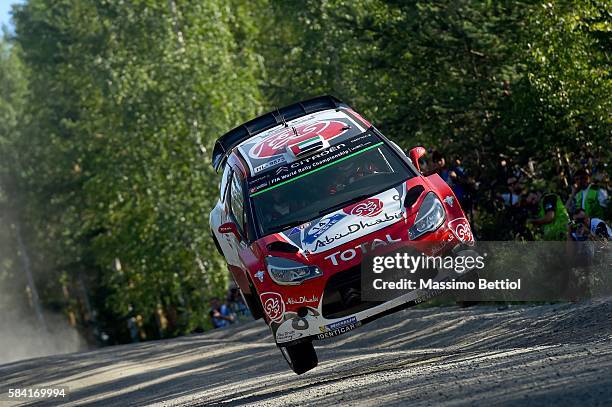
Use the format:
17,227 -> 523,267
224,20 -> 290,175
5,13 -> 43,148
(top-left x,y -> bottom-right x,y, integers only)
212,95 -> 376,174
234,107 -> 370,177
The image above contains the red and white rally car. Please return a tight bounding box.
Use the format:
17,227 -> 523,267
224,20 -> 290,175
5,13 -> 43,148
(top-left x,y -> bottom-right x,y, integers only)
210,96 -> 474,374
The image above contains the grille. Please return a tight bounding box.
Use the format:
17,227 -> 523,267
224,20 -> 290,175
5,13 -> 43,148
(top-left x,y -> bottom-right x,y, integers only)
322,266 -> 381,319
321,262 -> 439,319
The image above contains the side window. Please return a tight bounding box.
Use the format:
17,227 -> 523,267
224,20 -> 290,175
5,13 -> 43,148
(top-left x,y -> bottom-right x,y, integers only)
220,165 -> 232,201
229,172 -> 246,235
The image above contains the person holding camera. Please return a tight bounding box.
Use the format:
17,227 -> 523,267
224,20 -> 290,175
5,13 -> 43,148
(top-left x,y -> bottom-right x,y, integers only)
569,209 -> 611,241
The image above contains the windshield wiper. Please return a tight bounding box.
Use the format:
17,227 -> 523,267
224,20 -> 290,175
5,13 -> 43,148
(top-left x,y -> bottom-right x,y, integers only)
319,193 -> 374,216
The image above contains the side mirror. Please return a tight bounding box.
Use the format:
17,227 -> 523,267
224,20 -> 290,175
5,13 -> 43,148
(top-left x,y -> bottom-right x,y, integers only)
408,146 -> 427,173
218,222 -> 242,241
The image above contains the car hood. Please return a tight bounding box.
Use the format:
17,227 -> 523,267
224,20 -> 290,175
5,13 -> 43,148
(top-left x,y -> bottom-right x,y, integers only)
276,183 -> 407,255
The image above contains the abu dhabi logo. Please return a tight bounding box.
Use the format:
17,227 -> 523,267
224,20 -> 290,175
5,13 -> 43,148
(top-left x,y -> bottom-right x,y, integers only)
343,198 -> 384,217
260,292 -> 285,322
448,217 -> 474,244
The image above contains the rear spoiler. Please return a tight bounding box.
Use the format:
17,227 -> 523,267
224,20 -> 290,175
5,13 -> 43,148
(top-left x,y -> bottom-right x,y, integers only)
212,95 -> 346,171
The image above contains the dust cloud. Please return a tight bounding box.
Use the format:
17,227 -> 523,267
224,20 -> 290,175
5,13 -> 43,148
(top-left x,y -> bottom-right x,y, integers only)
0,214 -> 86,365
0,308 -> 86,364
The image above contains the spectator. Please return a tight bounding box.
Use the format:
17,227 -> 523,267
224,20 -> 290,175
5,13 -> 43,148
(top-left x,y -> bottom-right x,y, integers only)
565,208 -> 609,300
433,151 -> 449,179
209,297 -> 235,328
499,176 -> 523,208
526,191 -> 570,241
566,169 -> 608,219
426,152 -> 474,212
569,209 -> 611,241
227,287 -> 251,322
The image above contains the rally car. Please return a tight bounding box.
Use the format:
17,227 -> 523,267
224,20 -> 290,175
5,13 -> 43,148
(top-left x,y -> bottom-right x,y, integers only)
210,96 -> 475,374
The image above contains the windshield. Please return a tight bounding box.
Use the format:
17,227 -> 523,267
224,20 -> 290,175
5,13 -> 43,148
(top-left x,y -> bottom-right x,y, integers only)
248,134 -> 413,236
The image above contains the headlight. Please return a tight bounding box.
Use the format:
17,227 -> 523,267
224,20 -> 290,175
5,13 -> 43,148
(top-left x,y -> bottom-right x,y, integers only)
265,256 -> 323,285
409,192 -> 446,240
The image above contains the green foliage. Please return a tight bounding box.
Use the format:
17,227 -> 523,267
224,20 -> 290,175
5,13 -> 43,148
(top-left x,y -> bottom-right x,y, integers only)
525,1 -> 611,149
7,0 -> 264,339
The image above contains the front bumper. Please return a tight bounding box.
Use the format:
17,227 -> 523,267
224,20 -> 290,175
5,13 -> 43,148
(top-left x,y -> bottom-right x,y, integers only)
274,245 -> 478,345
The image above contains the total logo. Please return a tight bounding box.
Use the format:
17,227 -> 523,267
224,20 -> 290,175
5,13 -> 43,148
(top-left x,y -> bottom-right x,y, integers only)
260,292 -> 285,323
324,234 -> 402,266
343,198 -> 384,217
248,120 -> 347,159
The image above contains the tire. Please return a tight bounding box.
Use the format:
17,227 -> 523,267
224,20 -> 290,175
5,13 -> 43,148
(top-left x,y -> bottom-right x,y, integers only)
279,341 -> 318,375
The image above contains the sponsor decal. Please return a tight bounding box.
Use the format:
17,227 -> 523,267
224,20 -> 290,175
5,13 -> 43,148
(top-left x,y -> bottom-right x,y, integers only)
320,316 -> 358,333
250,185 -> 267,194
444,196 -> 454,207
253,157 -> 285,174
300,189 -> 404,254
276,330 -> 303,343
348,133 -> 372,144
316,322 -> 361,339
287,295 -> 319,305
343,198 -> 384,217
288,222 -> 311,236
254,270 -> 265,283
248,120 -> 347,159
303,213 -> 345,244
312,212 -> 403,252
247,132 -> 382,191
250,143 -> 351,192
324,233 -> 402,266
289,135 -> 324,156
448,217 -> 474,244
260,292 -> 285,322
238,110 -> 367,176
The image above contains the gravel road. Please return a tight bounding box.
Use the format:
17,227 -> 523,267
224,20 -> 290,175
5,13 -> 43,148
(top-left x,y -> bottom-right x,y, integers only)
2,298 -> 611,406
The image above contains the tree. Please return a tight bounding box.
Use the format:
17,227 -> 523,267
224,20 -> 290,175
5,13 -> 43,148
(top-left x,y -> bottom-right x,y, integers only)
11,0 -> 264,340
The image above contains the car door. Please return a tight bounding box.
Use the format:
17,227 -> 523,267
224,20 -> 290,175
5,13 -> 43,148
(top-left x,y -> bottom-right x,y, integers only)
217,168 -> 249,267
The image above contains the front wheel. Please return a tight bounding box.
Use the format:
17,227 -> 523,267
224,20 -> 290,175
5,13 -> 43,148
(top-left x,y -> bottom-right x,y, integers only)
279,341 -> 318,375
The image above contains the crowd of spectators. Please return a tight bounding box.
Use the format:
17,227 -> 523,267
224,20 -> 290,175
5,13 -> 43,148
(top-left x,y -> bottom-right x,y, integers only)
421,148 -> 610,242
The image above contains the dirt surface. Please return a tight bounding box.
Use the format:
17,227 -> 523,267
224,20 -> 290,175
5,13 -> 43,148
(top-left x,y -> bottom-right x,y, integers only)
1,298 -> 612,406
